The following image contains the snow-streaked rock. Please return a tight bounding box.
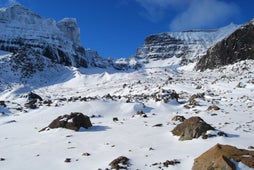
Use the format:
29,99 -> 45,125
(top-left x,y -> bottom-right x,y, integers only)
0,4 -> 87,67
135,23 -> 240,66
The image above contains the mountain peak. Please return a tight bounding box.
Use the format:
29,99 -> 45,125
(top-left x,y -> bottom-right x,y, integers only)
0,4 -> 88,68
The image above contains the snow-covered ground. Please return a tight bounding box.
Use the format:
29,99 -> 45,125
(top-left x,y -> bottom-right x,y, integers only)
0,52 -> 254,169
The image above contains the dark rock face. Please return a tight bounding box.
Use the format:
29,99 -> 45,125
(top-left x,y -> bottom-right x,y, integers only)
47,112 -> 92,131
109,156 -> 130,170
196,21 -> 254,71
171,116 -> 214,140
192,144 -> 254,170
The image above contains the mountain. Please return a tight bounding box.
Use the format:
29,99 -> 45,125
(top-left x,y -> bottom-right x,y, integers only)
0,5 -> 87,67
135,24 -> 239,67
0,5 -> 141,77
196,19 -> 254,71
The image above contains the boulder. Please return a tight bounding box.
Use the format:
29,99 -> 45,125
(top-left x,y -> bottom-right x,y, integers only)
109,156 -> 130,170
28,92 -> 43,101
24,100 -> 37,109
171,116 -> 214,140
207,105 -> 220,111
171,115 -> 185,122
192,144 -> 254,170
45,112 -> 92,131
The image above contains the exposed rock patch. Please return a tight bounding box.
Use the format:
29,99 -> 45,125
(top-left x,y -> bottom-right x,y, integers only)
171,115 -> 185,122
28,92 -> 43,101
109,156 -> 130,170
171,116 -> 214,140
207,105 -> 220,111
192,144 -> 254,170
40,112 -> 92,131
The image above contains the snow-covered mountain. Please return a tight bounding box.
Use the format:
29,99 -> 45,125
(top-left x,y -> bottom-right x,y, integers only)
0,5 -> 88,67
135,24 -> 240,66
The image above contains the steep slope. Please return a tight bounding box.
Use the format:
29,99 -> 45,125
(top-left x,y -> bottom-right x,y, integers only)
0,5 -> 87,67
196,19 -> 254,71
135,24 -> 239,66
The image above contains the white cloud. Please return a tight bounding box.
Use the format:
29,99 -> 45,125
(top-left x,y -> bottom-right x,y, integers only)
136,0 -> 240,30
169,0 -> 240,31
135,0 -> 189,22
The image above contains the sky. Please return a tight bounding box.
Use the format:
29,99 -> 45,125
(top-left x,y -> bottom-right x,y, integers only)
0,0 -> 253,58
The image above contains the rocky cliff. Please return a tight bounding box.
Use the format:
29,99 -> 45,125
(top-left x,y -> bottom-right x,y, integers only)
196,20 -> 254,71
0,5 -> 87,67
135,24 -> 239,66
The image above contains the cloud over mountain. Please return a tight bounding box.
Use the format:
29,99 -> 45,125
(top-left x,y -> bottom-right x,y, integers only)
136,0 -> 240,31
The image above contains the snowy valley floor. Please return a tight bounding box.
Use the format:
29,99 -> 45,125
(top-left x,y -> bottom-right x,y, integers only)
0,60 -> 254,170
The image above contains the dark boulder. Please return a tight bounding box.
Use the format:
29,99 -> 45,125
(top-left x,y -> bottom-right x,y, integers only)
44,112 -> 92,131
28,92 -> 43,101
192,144 -> 254,170
24,100 -> 37,109
0,101 -> 6,107
171,116 -> 214,140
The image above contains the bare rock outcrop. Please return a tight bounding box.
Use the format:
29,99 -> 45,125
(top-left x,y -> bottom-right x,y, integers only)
40,112 -> 92,131
171,116 -> 214,140
192,143 -> 254,170
196,20 -> 254,71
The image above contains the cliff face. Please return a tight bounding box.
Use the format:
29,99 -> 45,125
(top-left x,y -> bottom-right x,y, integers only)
0,5 -> 87,67
135,24 -> 239,66
196,20 -> 254,71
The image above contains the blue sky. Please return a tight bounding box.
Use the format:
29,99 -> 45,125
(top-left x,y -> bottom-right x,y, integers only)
0,0 -> 253,58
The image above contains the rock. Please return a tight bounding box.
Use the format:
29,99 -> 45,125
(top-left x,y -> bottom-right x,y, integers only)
171,116 -> 214,140
24,100 -> 37,109
217,131 -> 228,137
113,117 -> 119,122
236,82 -> 246,88
192,144 -> 254,170
196,85 -> 202,89
82,152 -> 90,156
248,146 -> 254,150
0,101 -> 6,107
170,90 -> 179,101
207,105 -> 220,111
43,100 -> 52,106
171,115 -> 185,122
64,158 -> 71,163
43,112 -> 92,131
0,158 -> 5,161
28,92 -> 43,101
163,160 -> 180,167
109,156 -> 129,170
135,111 -> 147,118
152,123 -> 163,127
187,93 -> 205,107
